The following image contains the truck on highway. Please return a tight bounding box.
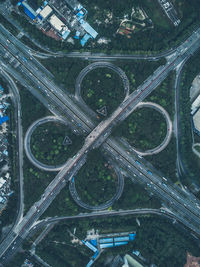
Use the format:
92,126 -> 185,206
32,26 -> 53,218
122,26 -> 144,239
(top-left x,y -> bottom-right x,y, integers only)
147,170 -> 153,175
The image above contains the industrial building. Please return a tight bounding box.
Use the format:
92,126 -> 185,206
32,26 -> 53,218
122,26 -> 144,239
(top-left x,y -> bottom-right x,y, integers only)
39,5 -> 52,19
83,232 -> 136,266
192,108 -> 200,136
18,0 -> 98,45
191,86 -> 200,136
98,233 -> 136,249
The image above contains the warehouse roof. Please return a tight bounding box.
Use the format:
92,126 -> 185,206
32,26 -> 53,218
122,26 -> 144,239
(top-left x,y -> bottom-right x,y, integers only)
49,14 -> 66,32
81,21 -> 98,39
39,5 -> 52,19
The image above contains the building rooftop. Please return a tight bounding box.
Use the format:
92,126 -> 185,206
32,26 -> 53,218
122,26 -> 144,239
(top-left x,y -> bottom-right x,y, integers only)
39,5 -> 52,19
22,1 -> 37,20
80,33 -> 91,46
193,108 -> 200,134
49,14 -> 66,32
0,178 -> 6,188
81,21 -> 98,39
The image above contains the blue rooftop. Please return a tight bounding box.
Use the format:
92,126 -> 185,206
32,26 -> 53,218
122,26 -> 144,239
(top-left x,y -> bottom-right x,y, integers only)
129,233 -> 136,241
81,21 -> 98,39
86,259 -> 94,267
90,239 -> 97,247
22,1 -> 37,20
62,30 -> 70,40
0,116 -> 9,125
80,33 -> 92,46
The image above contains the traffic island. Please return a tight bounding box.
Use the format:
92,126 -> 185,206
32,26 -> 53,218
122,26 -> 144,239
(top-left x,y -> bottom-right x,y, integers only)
69,150 -> 124,210
24,116 -> 84,171
113,102 -> 172,156
75,62 -> 129,118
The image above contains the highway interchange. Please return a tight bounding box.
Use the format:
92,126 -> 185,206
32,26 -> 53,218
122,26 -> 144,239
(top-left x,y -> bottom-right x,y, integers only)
0,19 -> 200,265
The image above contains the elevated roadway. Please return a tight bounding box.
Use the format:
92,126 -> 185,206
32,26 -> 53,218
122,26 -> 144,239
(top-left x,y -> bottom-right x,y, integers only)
1,24 -> 200,265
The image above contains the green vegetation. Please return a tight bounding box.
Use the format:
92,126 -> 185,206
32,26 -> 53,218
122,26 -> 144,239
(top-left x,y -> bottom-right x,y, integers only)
11,0 -> 200,54
42,161 -> 161,219
76,150 -> 117,206
141,72 -> 177,181
145,72 -> 175,118
82,68 -> 125,116
117,58 -> 166,93
42,184 -> 85,218
113,107 -> 167,151
113,178 -> 161,210
20,35 -> 45,52
0,13 -> 18,35
39,57 -> 165,95
146,137 -> 177,183
36,224 -> 91,267
80,0 -> 200,53
94,216 -> 199,267
0,78 -> 18,239
194,145 -> 200,153
23,157 -> 56,212
19,84 -> 57,211
39,57 -> 91,94
36,215 -> 199,267
30,122 -> 84,166
7,252 -> 41,267
19,84 -> 51,132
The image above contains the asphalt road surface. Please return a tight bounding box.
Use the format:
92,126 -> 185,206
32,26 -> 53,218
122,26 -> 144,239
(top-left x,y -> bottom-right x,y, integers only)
1,24 -> 200,265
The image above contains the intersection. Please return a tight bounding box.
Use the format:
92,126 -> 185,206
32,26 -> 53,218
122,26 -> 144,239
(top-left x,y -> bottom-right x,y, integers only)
0,20 -> 200,265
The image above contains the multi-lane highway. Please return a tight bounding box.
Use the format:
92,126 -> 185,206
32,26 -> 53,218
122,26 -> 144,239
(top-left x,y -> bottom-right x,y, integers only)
1,22 -> 200,265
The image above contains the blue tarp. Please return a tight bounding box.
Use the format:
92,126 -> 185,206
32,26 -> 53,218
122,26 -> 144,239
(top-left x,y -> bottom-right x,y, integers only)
38,15 -> 43,20
23,6 -> 36,20
114,236 -> 129,242
0,85 -> 4,92
114,241 -> 128,246
93,250 -> 99,259
99,238 -> 113,244
0,116 -> 9,125
129,233 -> 136,241
80,33 -> 92,46
90,239 -> 97,247
85,241 -> 97,253
86,259 -> 94,267
100,243 -> 114,249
